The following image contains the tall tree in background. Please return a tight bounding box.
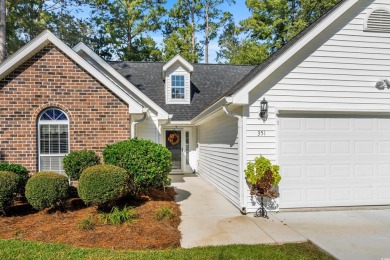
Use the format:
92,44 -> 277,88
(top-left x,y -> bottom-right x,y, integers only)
218,0 -> 339,64
241,0 -> 340,50
200,0 -> 234,64
6,0 -> 92,55
217,12 -> 269,65
163,0 -> 202,62
88,0 -> 166,61
0,0 -> 5,62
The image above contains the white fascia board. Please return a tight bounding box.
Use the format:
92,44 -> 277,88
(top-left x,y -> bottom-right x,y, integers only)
169,121 -> 193,125
162,54 -> 194,78
276,107 -> 390,116
73,43 -> 169,119
232,0 -> 359,105
0,30 -> 145,114
191,97 -> 233,125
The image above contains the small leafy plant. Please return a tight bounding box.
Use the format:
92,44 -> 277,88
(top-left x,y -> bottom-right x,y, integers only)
244,156 -> 281,198
0,171 -> 19,214
25,171 -> 69,211
0,162 -> 29,195
63,150 -> 100,181
78,217 -> 95,231
99,206 -> 138,226
154,206 -> 174,221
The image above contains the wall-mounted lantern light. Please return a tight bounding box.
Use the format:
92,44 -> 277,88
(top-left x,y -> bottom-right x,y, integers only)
260,98 -> 268,121
376,79 -> 390,90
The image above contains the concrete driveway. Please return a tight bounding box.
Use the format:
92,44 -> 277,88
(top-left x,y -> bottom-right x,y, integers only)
275,209 -> 390,260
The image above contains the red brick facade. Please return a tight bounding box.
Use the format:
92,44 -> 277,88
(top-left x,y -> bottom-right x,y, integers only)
0,44 -> 130,172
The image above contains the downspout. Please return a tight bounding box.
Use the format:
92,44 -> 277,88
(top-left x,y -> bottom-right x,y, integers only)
223,103 -> 247,215
130,112 -> 147,138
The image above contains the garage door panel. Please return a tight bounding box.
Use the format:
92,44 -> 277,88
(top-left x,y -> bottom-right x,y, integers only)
278,115 -> 390,208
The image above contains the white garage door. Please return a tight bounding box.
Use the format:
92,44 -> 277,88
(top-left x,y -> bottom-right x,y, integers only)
278,114 -> 390,208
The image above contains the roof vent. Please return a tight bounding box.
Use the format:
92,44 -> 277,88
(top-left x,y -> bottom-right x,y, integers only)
365,9 -> 390,33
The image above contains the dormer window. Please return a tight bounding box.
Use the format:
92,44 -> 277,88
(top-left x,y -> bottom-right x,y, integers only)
162,55 -> 193,105
171,75 -> 185,99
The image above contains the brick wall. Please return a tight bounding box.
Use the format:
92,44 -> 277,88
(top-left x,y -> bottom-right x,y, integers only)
0,44 -> 130,172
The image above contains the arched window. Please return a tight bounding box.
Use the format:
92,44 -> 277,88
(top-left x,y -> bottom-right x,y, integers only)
38,108 -> 69,174
365,9 -> 390,33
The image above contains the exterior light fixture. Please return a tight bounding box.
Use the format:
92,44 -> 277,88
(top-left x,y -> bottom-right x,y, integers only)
376,79 -> 390,90
260,98 -> 268,121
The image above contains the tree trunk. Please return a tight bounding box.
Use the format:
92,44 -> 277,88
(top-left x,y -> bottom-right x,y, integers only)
191,0 -> 195,63
0,0 -> 6,63
205,0 -> 209,64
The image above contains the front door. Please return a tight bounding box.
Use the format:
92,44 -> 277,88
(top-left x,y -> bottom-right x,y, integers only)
165,130 -> 182,171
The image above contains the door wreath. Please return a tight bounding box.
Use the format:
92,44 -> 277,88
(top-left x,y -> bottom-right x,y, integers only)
168,133 -> 180,145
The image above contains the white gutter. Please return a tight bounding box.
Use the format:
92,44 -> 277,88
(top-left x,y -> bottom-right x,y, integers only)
131,111 -> 148,138
191,96 -> 233,125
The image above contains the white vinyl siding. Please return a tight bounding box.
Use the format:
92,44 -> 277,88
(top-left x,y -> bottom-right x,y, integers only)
245,0 -> 390,211
198,114 -> 240,208
136,115 -> 159,143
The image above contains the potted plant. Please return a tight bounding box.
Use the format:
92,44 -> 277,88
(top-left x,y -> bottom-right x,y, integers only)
244,156 -> 281,218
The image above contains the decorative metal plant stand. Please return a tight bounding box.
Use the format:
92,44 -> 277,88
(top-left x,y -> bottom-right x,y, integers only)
254,196 -> 268,219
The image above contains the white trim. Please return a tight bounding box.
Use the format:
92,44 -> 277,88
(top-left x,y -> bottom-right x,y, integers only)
0,30 -> 144,114
231,0 -> 359,105
162,54 -> 194,78
276,107 -> 390,115
73,43 -> 169,119
169,121 -> 193,125
191,97 -> 232,125
37,108 -> 70,173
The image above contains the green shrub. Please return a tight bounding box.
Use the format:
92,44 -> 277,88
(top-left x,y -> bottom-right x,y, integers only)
0,171 -> 19,213
245,156 -> 281,187
78,217 -> 95,231
99,206 -> 138,226
25,172 -> 69,210
103,138 -> 172,192
154,206 -> 174,221
78,165 -> 130,208
63,150 -> 100,181
0,162 -> 29,195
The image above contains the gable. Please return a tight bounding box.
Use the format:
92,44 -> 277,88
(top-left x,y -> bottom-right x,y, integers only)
0,30 -> 144,114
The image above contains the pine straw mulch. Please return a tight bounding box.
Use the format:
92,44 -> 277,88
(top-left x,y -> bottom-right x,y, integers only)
0,187 -> 181,250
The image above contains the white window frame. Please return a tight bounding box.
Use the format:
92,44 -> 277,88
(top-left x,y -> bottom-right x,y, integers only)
171,74 -> 186,100
38,108 -> 70,174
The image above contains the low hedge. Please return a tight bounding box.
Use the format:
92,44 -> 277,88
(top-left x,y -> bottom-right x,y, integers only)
0,162 -> 29,195
63,150 -> 100,181
103,138 -> 172,192
78,165 -> 130,208
0,171 -> 19,213
25,172 -> 69,210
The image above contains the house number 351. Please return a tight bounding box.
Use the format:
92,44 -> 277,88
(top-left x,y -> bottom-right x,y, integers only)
258,131 -> 266,136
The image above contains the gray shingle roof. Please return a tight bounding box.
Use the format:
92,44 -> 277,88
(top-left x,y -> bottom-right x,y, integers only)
109,62 -> 255,121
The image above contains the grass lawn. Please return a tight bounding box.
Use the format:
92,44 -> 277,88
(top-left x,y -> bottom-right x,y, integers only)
0,239 -> 333,260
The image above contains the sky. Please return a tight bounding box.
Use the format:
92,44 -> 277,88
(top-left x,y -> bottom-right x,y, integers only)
151,0 -> 251,63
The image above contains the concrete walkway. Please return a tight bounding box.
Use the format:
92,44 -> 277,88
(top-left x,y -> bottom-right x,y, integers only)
171,174 -> 306,248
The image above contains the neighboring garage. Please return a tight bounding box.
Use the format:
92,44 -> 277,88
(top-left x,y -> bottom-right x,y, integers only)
278,113 -> 390,208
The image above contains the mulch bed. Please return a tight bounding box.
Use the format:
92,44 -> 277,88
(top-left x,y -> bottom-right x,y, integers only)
0,187 -> 181,250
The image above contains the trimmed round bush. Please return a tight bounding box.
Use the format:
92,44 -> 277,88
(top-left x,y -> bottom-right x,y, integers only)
78,165 -> 130,207
0,162 -> 29,195
0,171 -> 19,213
25,172 -> 69,210
63,149 -> 100,181
103,138 -> 172,192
